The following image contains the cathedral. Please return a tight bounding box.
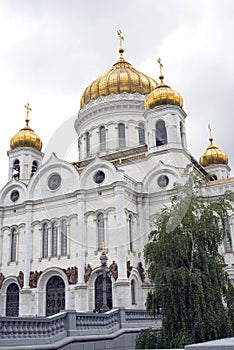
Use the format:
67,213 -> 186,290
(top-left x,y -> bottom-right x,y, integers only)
0,32 -> 233,318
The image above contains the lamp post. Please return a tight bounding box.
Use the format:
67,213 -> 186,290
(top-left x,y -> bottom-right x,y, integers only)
100,243 -> 109,313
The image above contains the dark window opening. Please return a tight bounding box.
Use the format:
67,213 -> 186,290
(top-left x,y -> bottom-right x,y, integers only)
156,120 -> 167,146
46,276 -> 65,316
131,280 -> 136,304
95,274 -> 112,311
138,123 -> 145,144
118,123 -> 126,148
13,159 -> 20,180
31,160 -> 38,177
6,283 -> 19,316
86,132 -> 90,156
129,215 -> 133,252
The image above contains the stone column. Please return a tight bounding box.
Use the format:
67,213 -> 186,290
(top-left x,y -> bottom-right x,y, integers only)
57,223 -> 61,257
77,193 -> 85,285
92,128 -> 99,155
114,184 -> 130,308
75,192 -> 88,311
136,184 -> 147,253
145,114 -> 155,152
115,184 -> 128,281
20,202 -> 33,316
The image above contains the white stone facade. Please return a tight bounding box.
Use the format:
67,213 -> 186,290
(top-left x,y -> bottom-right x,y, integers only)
0,90 -> 233,317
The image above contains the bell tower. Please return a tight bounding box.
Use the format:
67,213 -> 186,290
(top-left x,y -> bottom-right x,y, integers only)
144,59 -> 188,169
7,103 -> 44,184
199,125 -> 230,180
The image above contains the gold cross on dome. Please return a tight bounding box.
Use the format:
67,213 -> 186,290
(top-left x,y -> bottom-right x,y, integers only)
101,242 -> 105,253
117,29 -> 124,47
208,123 -> 212,138
157,58 -> 163,76
24,103 -> 32,124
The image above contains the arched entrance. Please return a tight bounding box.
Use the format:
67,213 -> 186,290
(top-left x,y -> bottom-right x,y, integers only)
6,283 -> 19,316
95,274 -> 112,311
46,276 -> 65,316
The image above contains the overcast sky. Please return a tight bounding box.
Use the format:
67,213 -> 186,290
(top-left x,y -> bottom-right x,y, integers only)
0,0 -> 233,188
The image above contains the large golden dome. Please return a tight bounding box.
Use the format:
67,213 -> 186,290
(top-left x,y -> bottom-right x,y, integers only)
10,104 -> 43,151
199,135 -> 228,167
144,58 -> 183,110
80,47 -> 157,109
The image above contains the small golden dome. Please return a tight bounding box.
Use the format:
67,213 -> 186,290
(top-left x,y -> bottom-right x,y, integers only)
199,137 -> 228,167
10,103 -> 43,151
144,58 -> 183,110
80,46 -> 157,109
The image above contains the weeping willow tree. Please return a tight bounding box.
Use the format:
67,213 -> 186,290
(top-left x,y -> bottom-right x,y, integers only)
136,176 -> 234,349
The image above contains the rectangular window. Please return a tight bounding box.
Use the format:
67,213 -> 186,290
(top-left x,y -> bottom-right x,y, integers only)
42,224 -> 48,258
100,126 -> 106,151
118,123 -> 126,148
10,229 -> 17,262
97,213 -> 105,251
51,223 -> 58,257
61,220 -> 67,256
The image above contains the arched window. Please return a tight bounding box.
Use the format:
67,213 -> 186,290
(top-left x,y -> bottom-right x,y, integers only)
13,159 -> 20,180
42,223 -> 49,258
118,123 -> 126,148
6,283 -> 19,316
129,215 -> 133,252
97,213 -> 105,251
180,121 -> 186,148
95,274 -> 112,310
31,160 -> 38,177
61,219 -> 67,256
156,120 -> 167,146
138,123 -> 145,144
131,280 -> 136,304
86,132 -> 90,156
99,126 -> 106,151
51,222 -> 58,257
46,276 -> 65,316
10,228 -> 17,262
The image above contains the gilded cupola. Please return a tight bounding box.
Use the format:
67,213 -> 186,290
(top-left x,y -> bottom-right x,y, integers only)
199,125 -> 228,167
144,58 -> 183,110
10,103 -> 43,151
80,30 -> 157,109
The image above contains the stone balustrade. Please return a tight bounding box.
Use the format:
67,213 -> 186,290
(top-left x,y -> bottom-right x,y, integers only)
0,308 -> 161,348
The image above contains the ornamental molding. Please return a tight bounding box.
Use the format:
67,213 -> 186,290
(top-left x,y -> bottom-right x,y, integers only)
144,104 -> 187,119
81,92 -> 145,111
76,93 -> 145,130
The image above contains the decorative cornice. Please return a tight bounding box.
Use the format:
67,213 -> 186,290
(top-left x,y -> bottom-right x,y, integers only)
80,92 -> 145,112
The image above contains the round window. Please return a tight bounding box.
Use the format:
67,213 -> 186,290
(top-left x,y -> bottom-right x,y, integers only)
10,190 -> 20,202
94,170 -> 105,184
48,173 -> 62,190
157,175 -> 169,188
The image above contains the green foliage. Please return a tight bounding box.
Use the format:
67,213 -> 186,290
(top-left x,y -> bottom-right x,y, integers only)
135,328 -> 162,349
138,175 -> 234,349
